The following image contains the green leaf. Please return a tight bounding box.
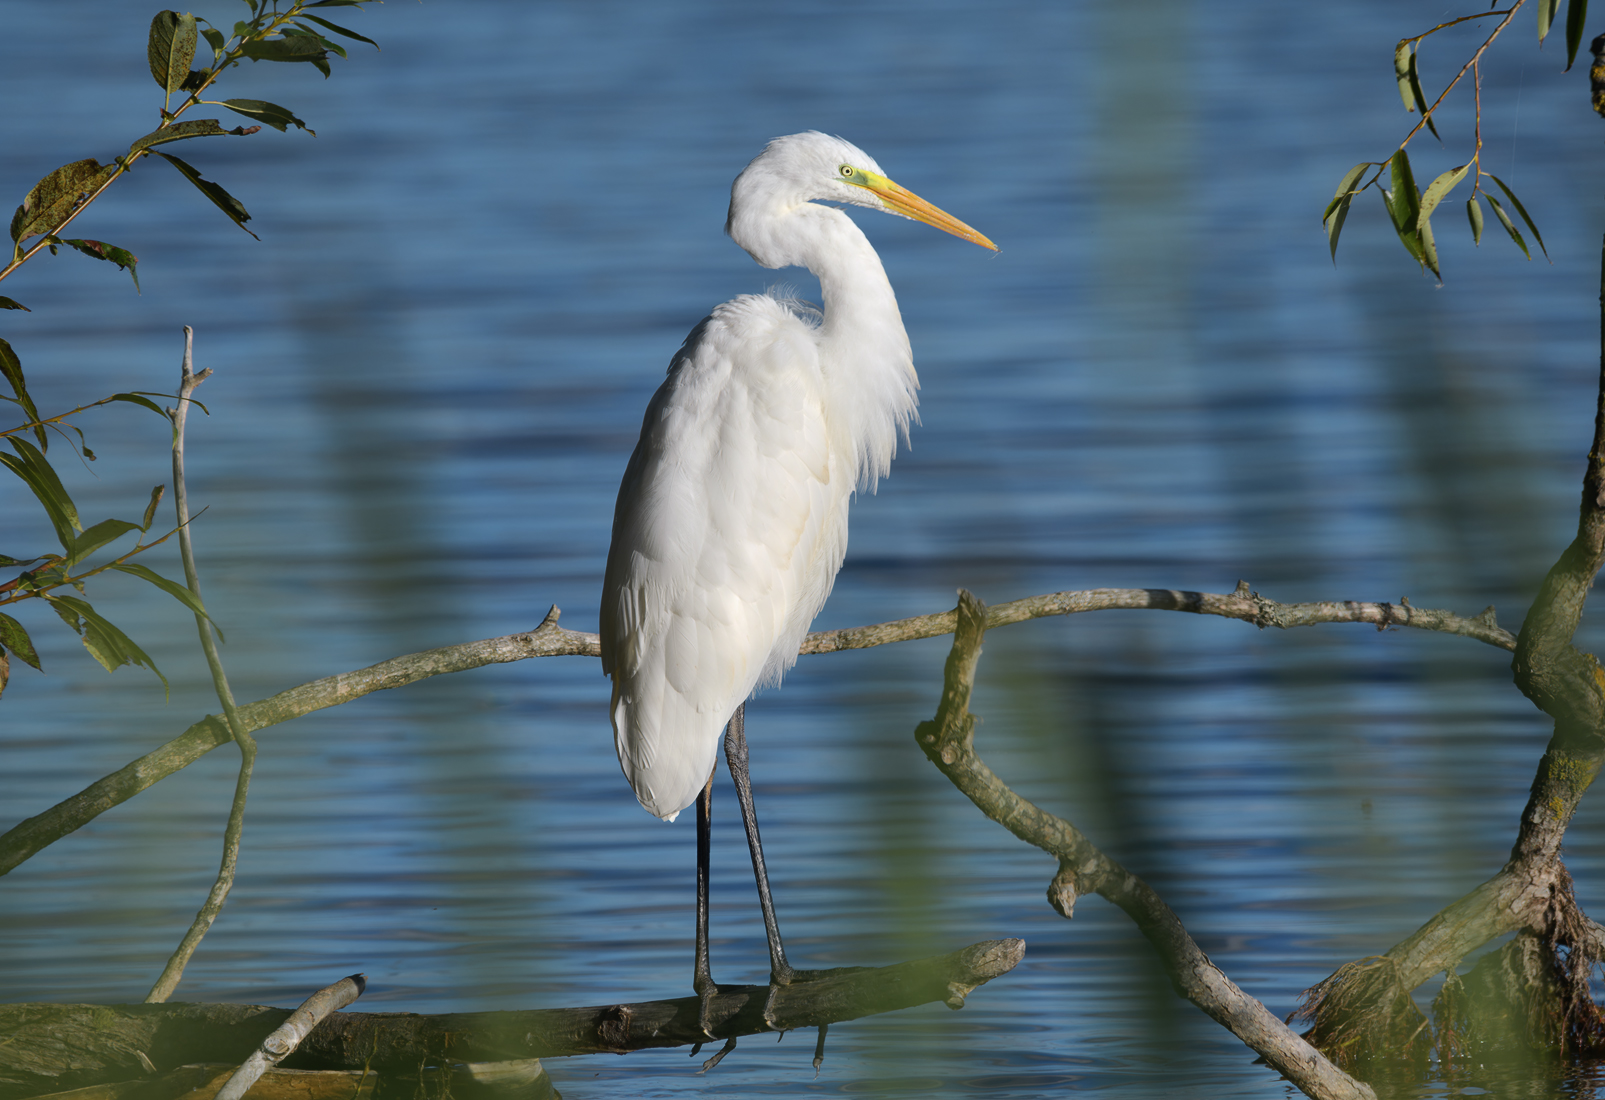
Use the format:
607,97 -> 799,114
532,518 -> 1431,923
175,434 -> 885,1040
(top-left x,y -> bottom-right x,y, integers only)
109,392 -> 169,417
1389,149 -> 1421,228
153,152 -> 260,240
1467,194 -> 1485,245
201,26 -> 227,55
50,595 -> 168,691
284,25 -> 347,59
0,337 -> 45,449
3,437 -> 81,547
1486,194 -> 1532,259
112,562 -> 223,639
1539,0 -> 1561,41
65,519 -> 141,569
1416,164 -> 1468,232
1325,194 -> 1353,262
1323,162 -> 1370,222
1565,0 -> 1589,68
1406,50 -> 1440,140
0,612 -> 41,671
0,297 -> 29,311
219,99 -> 314,134
129,118 -> 236,154
1487,174 -> 1548,258
240,34 -> 330,65
141,485 -> 166,532
10,159 -> 117,244
1394,42 -> 1416,112
60,239 -> 140,292
1381,189 -> 1427,268
300,13 -> 378,49
1419,208 -> 1440,277
148,11 -> 199,95
305,1 -> 367,6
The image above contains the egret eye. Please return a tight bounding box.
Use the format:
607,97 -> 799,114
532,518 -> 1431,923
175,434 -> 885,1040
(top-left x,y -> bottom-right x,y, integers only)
839,165 -> 854,178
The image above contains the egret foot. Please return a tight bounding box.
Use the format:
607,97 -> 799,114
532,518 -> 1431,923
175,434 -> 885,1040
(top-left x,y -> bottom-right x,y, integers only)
698,1036 -> 737,1073
694,974 -> 720,1042
758,964 -> 870,1028
813,1024 -> 828,1074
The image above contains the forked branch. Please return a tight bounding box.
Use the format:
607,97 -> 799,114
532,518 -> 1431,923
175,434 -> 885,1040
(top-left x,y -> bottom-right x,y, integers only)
912,590 -> 1376,1100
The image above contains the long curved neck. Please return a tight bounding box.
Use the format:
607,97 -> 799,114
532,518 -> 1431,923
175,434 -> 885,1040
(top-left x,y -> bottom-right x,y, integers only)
766,204 -> 919,489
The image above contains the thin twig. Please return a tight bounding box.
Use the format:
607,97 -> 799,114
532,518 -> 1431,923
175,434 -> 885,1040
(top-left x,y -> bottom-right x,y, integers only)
1398,3 -> 1523,151
145,327 -> 256,1004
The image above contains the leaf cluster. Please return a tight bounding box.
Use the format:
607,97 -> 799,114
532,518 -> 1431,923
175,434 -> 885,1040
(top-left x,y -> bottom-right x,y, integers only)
0,2 -> 377,694
1322,0 -> 1573,276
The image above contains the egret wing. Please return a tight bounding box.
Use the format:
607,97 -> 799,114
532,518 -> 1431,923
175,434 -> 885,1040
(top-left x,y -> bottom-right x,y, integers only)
601,295 -> 849,820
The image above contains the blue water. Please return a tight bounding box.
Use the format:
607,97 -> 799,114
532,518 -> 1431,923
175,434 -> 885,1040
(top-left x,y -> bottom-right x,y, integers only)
4,2 -> 1605,1096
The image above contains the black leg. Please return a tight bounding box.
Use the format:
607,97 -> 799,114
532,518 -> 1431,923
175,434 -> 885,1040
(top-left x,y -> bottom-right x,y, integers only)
693,768 -> 718,1037
723,705 -> 867,1031
723,702 -> 801,985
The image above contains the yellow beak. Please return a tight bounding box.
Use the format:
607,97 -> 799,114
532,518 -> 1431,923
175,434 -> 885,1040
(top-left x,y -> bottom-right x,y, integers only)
850,170 -> 998,252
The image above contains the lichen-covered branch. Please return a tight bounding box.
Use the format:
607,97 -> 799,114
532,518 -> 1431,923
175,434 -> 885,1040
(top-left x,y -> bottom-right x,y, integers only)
914,590 -> 1376,1100
1295,234 -> 1605,1068
0,941 -> 1021,1100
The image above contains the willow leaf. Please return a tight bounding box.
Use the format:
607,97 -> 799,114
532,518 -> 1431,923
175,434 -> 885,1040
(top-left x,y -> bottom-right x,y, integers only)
148,11 -> 199,95
1487,174 -> 1548,258
1486,195 -> 1531,259
0,612 -> 41,671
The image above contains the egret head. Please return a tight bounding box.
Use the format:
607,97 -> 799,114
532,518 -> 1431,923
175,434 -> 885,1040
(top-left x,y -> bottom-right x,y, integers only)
726,131 -> 996,265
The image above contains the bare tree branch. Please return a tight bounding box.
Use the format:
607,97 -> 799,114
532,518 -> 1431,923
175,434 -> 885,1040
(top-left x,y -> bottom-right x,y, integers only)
913,590 -> 1376,1100
147,329 -> 255,1004
0,585 -> 1511,880
214,975 -> 365,1100
803,583 -> 1514,654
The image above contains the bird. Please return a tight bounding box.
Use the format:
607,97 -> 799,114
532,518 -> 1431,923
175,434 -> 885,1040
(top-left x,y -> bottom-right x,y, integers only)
599,131 -> 995,1024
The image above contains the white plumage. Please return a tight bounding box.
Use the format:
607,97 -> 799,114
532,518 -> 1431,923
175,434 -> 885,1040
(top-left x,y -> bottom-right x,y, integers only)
600,132 -> 995,821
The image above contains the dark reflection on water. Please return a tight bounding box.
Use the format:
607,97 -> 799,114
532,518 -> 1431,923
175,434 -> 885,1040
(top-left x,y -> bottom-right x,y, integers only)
3,1 -> 1605,1097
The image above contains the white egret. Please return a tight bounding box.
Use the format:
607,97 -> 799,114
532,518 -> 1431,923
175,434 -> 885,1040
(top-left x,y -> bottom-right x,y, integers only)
600,131 -> 995,1018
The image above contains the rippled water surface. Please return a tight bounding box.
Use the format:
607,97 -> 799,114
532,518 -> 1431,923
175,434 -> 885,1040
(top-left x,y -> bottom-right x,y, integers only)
5,3 -> 1605,1097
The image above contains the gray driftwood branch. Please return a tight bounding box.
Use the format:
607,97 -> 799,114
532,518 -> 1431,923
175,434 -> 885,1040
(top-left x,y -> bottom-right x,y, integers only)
0,586 -> 1509,879
0,941 -> 1021,1100
213,975 -> 366,1100
914,590 -> 1376,1100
